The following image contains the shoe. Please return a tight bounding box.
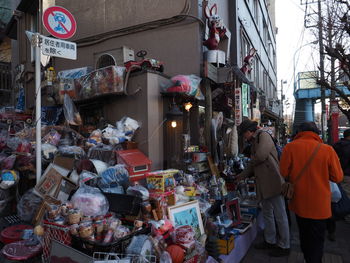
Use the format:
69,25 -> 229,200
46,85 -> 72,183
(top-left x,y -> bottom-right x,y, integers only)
327,232 -> 336,241
269,247 -> 290,257
254,241 -> 277,250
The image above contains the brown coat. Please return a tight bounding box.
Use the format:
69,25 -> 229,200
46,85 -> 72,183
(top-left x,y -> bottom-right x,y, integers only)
240,130 -> 284,201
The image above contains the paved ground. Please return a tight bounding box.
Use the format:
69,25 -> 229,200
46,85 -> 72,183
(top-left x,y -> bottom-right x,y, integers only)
241,213 -> 350,263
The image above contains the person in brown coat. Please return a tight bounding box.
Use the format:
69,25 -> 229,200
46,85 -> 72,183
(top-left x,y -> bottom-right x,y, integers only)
236,119 -> 290,257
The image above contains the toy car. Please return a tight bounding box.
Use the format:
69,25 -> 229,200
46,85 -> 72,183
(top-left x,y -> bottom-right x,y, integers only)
0,109 -> 33,124
124,50 -> 164,73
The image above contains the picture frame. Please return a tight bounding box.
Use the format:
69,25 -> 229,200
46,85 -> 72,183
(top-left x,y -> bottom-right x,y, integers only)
34,164 -> 70,198
168,200 -> 204,239
56,177 -> 77,203
226,198 -> 241,227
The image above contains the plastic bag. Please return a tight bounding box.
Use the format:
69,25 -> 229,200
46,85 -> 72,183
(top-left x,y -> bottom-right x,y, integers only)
116,117 -> 141,137
1,154 -> 16,170
58,145 -> 85,159
175,225 -> 196,249
71,183 -> 109,217
330,181 -> 342,203
42,129 -> 61,146
17,189 -> 43,222
79,171 -> 98,186
127,185 -> 149,201
161,75 -> 204,100
63,94 -> 82,126
99,165 -> 130,190
42,143 -> 58,160
16,141 -> 32,153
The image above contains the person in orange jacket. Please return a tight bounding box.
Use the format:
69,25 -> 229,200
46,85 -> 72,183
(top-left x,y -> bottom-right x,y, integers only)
280,122 -> 343,263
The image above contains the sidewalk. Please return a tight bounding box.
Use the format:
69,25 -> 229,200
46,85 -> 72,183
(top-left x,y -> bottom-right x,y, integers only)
241,213 -> 350,263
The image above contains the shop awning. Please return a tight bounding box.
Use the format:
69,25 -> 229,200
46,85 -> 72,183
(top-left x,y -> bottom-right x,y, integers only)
231,65 -> 257,92
261,108 -> 280,120
5,0 -> 39,40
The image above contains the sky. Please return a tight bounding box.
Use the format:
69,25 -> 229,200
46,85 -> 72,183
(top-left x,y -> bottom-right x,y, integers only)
275,0 -> 321,115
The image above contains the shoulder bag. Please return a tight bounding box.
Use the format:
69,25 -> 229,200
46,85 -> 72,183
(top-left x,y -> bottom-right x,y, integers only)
281,143 -> 321,200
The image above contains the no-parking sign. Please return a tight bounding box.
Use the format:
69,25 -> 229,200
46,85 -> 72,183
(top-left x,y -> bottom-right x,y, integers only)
42,6 -> 77,39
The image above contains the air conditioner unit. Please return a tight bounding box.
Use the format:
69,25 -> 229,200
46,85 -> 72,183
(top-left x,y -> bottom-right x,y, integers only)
93,46 -> 135,69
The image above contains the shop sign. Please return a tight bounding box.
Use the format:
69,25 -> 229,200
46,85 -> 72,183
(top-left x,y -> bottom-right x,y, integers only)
42,35 -> 77,60
242,83 -> 249,117
234,88 -> 242,126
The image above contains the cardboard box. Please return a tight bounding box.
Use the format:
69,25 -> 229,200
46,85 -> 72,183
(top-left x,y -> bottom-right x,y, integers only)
216,235 -> 235,255
53,156 -> 76,171
146,169 -> 178,193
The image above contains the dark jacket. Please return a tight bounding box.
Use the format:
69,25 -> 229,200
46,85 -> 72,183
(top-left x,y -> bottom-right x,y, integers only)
333,138 -> 350,177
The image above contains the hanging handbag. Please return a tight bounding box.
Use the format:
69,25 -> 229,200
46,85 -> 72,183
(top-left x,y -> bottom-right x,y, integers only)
281,143 -> 321,200
332,184 -> 350,219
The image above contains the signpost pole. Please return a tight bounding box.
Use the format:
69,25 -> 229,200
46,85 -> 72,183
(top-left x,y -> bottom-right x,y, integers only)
34,33 -> 42,183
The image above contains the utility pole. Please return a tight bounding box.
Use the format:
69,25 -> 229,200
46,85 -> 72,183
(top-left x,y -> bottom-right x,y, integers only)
327,4 -> 338,144
317,0 -> 326,142
280,80 -> 287,145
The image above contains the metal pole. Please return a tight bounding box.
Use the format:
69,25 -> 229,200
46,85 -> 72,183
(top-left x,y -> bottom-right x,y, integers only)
318,0 -> 326,142
34,33 -> 41,183
327,4 -> 337,144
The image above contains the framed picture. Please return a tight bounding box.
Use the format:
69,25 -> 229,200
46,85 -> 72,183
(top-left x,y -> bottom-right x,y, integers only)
56,177 -> 77,203
50,240 -> 93,263
226,198 -> 241,226
168,200 -> 204,239
34,164 -> 70,198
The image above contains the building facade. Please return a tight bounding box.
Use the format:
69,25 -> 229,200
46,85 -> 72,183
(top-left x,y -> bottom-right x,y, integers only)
5,0 -> 280,168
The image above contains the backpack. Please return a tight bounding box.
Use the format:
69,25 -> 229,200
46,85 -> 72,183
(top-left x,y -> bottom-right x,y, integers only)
257,131 -> 282,161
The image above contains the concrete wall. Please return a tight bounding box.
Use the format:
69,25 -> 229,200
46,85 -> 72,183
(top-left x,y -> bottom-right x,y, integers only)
54,21 -> 201,78
101,72 -> 167,170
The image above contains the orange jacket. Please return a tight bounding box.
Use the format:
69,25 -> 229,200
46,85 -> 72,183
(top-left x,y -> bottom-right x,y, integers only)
280,131 -> 343,219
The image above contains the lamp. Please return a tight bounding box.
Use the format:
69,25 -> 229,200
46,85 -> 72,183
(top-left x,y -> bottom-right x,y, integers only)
293,40 -> 318,91
184,102 -> 193,112
166,101 -> 183,128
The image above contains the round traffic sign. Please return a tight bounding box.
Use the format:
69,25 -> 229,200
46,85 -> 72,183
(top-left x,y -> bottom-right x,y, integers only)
43,6 -> 77,39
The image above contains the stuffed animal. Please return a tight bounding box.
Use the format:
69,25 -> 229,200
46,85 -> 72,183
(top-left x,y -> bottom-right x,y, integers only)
150,219 -> 174,245
240,48 -> 257,75
203,4 -> 227,50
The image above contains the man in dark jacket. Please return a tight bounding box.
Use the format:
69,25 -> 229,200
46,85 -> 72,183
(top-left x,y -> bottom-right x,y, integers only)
333,129 -> 350,177
333,128 -> 350,223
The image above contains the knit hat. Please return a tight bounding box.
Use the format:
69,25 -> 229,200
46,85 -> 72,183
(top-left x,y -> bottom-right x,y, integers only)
238,119 -> 258,135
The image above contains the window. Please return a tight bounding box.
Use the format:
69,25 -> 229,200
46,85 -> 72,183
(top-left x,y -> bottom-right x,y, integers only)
254,59 -> 260,87
263,20 -> 268,47
253,0 -> 259,26
263,70 -> 268,95
273,51 -> 276,69
96,54 -> 116,69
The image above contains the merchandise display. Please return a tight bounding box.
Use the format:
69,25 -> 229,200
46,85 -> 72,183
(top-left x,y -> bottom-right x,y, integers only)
0,56 -> 261,263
